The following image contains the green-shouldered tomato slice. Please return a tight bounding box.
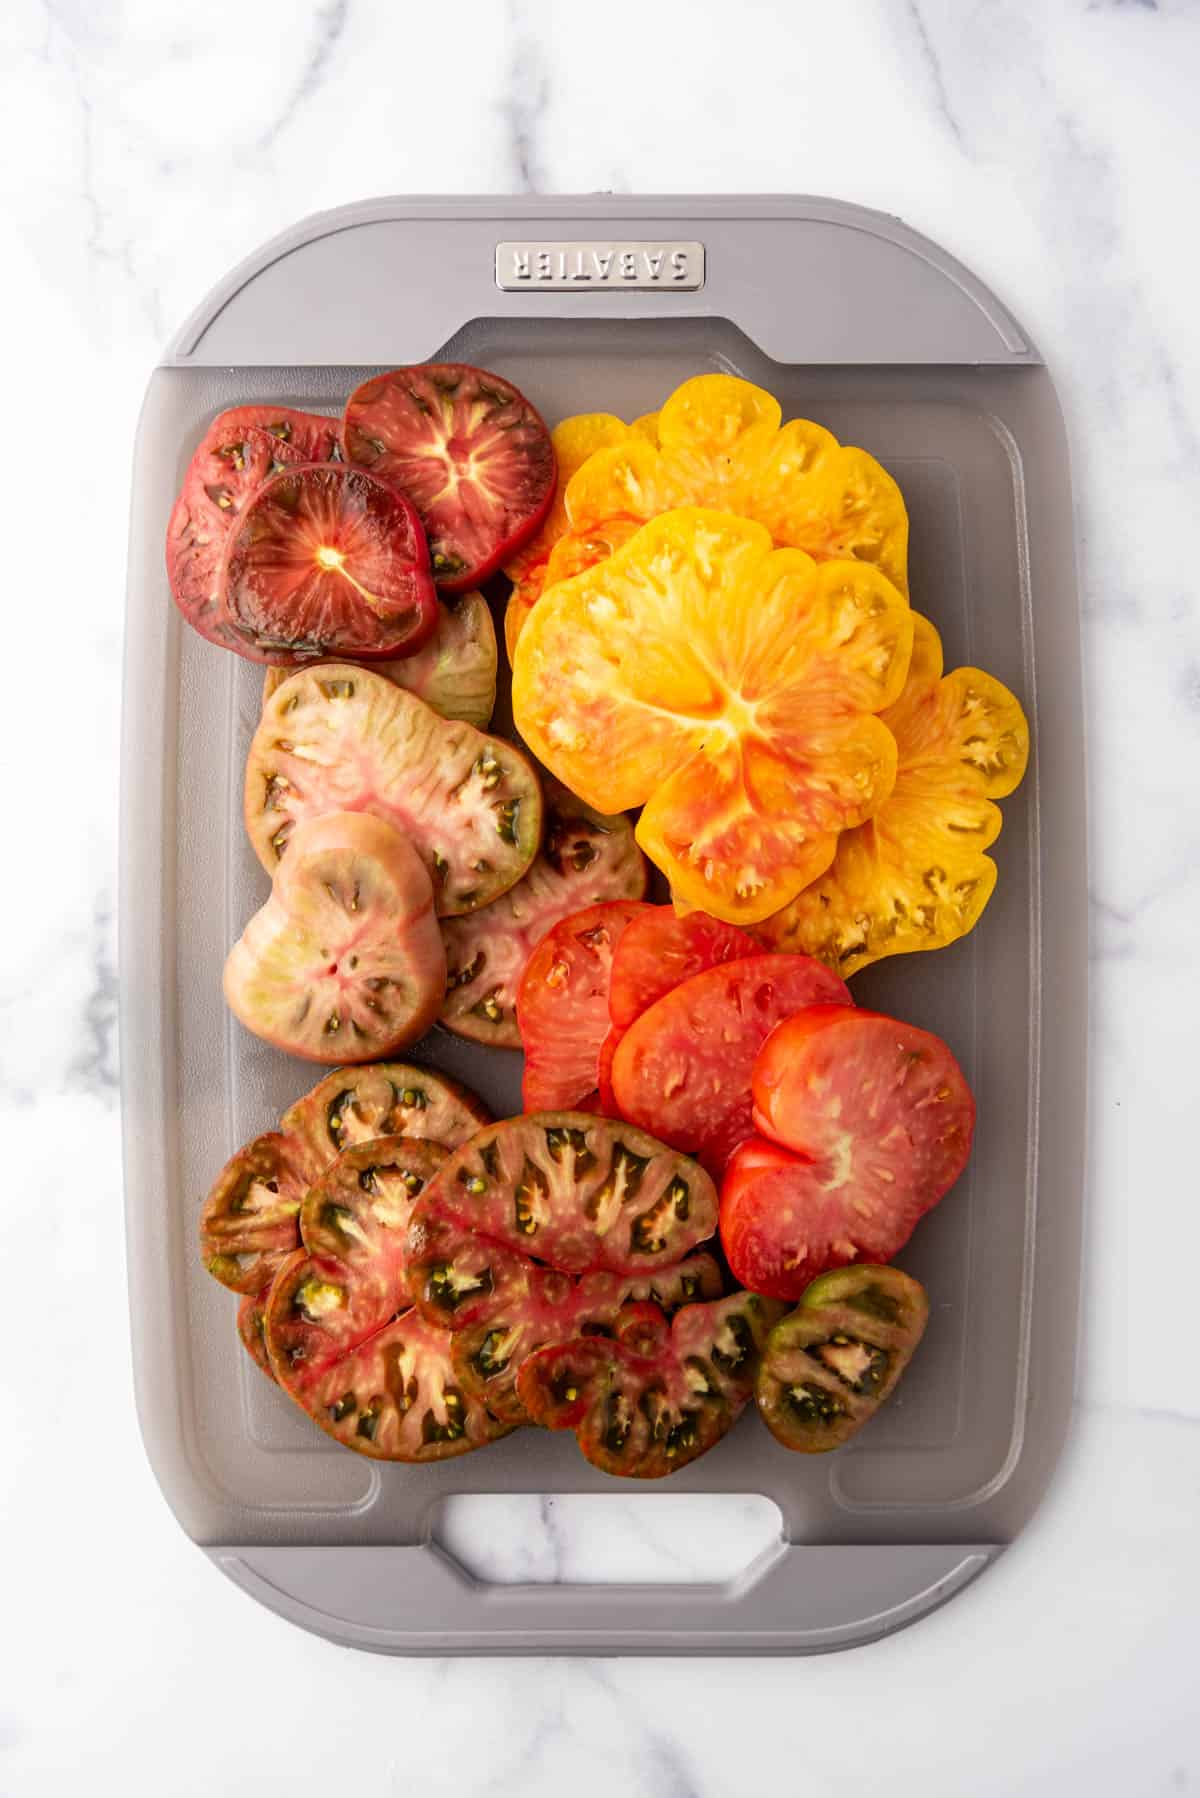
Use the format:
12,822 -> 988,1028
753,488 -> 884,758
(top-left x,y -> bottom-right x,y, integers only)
343,364 -> 555,592
237,1290 -> 276,1381
280,1061 -> 490,1179
199,1130 -> 308,1294
517,901 -> 653,1111
441,785 -> 647,1049
166,405 -> 338,653
610,953 -> 851,1174
755,1265 -> 929,1451
516,1290 -> 784,1478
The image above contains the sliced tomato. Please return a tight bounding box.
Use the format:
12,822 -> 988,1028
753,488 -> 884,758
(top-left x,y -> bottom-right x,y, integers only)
405,1113 -> 720,1298
441,785 -> 646,1048
609,953 -> 851,1173
166,405 -> 338,652
343,364 -> 555,591
280,1061 -> 490,1178
720,1006 -> 976,1299
607,907 -> 762,1034
596,1027 -> 621,1114
237,1290 -> 276,1381
755,1265 -> 929,1453
223,811 -> 446,1064
451,1252 -> 723,1426
246,662 -> 542,916
517,901 -> 652,1111
199,1131 -> 307,1294
218,462 -> 437,665
517,1290 -> 784,1478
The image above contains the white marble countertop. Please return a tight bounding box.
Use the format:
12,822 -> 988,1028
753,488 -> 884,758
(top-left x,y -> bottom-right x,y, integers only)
2,0 -> 1198,1791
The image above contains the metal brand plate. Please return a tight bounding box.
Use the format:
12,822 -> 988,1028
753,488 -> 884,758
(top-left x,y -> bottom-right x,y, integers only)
495,240 -> 706,293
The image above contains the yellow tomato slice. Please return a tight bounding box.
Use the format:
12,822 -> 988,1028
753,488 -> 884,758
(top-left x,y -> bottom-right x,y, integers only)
554,373 -> 910,602
761,614 -> 1030,972
512,508 -> 912,924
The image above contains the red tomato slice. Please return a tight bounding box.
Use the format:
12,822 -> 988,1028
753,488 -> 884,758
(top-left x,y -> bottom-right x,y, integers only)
166,405 -> 338,652
720,1006 -> 976,1299
596,1027 -> 621,1115
218,462 -> 438,665
608,907 -> 763,1033
609,954 -> 852,1173
517,901 -> 653,1112
343,364 -> 555,592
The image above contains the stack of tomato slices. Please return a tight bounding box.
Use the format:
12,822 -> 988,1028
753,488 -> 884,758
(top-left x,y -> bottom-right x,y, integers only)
178,365 -> 1022,1475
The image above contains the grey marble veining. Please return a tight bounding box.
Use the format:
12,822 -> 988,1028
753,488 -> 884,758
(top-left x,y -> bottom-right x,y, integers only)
0,0 -> 1197,1791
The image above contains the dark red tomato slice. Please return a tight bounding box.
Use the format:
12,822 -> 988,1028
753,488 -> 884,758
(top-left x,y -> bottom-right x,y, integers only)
608,908 -> 763,1033
343,364 -> 556,592
518,901 -> 653,1111
166,406 -> 338,652
516,1290 -> 784,1478
237,1290 -> 276,1382
596,1027 -> 621,1114
721,1006 -> 976,1299
450,1252 -> 723,1426
441,784 -> 647,1049
610,954 -> 852,1174
218,462 -> 438,665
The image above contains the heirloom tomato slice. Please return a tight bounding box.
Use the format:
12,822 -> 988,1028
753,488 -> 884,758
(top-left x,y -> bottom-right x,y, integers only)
199,1130 -> 308,1294
517,901 -> 653,1111
262,589 -> 497,730
441,784 -> 646,1048
343,364 -> 555,591
607,906 -> 762,1034
512,509 -> 913,924
450,1252 -> 723,1426
507,513 -> 642,657
756,1265 -> 929,1453
552,373 -> 909,601
281,1061 -> 489,1178
223,811 -> 446,1064
245,662 -> 541,914
720,1006 -> 975,1299
166,405 -> 338,652
610,953 -> 851,1174
517,1290 -> 784,1478
405,1112 -> 720,1297
237,1290 -> 276,1381
761,614 -> 1031,974
503,412 -> 631,591
219,463 -> 437,665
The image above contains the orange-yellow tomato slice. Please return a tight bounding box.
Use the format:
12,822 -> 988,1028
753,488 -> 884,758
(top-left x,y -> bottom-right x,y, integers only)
512,508 -> 913,925
761,615 -> 1030,973
553,373 -> 910,603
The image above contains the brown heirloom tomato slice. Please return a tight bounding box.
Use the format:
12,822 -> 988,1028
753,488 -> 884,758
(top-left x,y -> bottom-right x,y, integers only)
451,1252 -> 724,1426
245,662 -> 542,916
218,463 -> 437,665
262,589 -> 498,731
343,364 -> 555,591
441,784 -> 647,1049
610,953 -> 851,1174
406,1112 -> 720,1290
223,811 -> 446,1064
237,1290 -> 276,1381
552,373 -> 910,601
761,614 -> 1031,975
720,1006 -> 976,1299
518,901 -> 653,1111
166,405 -> 338,652
607,907 -> 762,1034
756,1265 -> 929,1453
281,1061 -> 490,1179
199,1131 -> 307,1294
264,1136 -> 508,1461
512,509 -> 913,924
517,1290 -> 784,1479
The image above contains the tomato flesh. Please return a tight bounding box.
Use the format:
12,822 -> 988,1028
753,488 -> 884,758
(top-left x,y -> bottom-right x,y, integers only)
237,1290 -> 276,1382
755,1265 -> 929,1452
199,1131 -> 307,1294
166,405 -> 338,652
608,907 -> 762,1033
219,462 -> 437,665
517,901 -> 652,1111
720,1006 -> 976,1299
343,364 -> 555,591
441,786 -> 646,1048
610,953 -> 851,1174
223,811 -> 446,1064
280,1061 -> 490,1178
